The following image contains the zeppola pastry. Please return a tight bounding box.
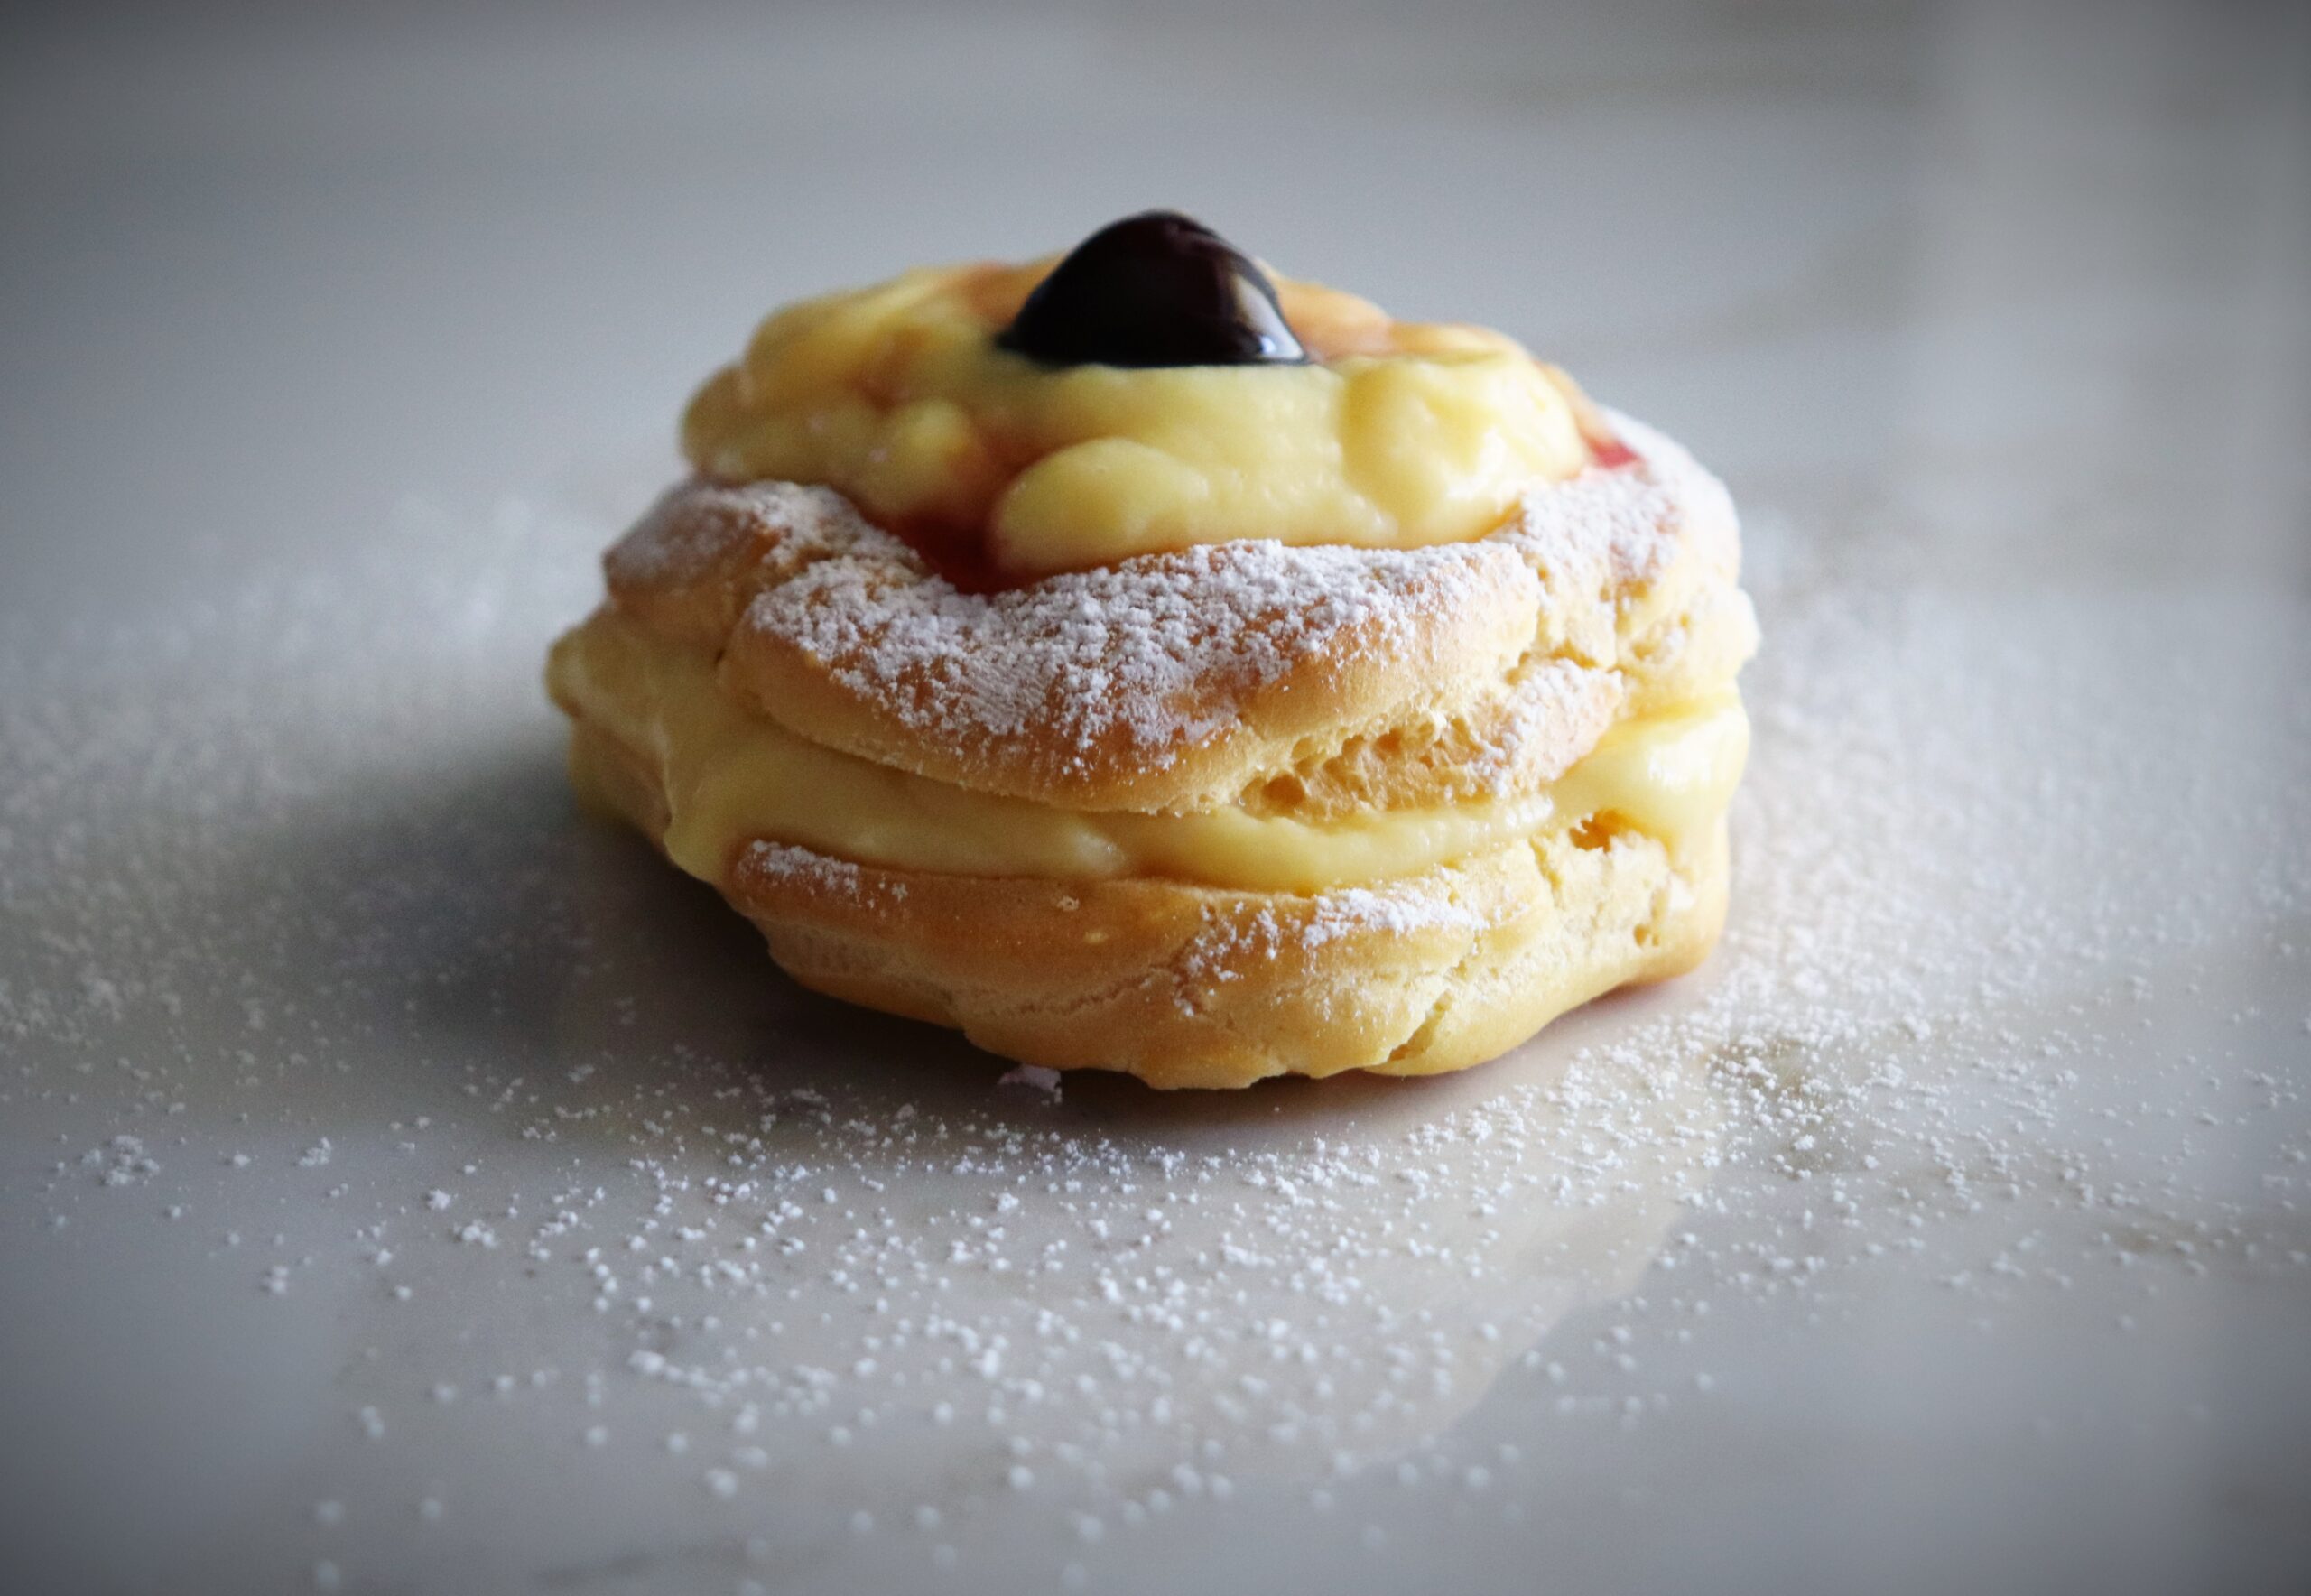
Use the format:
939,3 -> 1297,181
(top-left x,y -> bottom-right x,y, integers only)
548,212 -> 1757,1088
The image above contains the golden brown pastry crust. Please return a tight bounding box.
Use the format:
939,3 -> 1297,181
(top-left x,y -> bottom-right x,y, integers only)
550,415 -> 1753,1089
568,716 -> 1727,1090
599,416 -> 1752,818
737,834 -> 1725,1090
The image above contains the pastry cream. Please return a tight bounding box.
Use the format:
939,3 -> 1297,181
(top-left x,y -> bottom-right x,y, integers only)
679,264 -> 1603,580
551,612 -> 1749,895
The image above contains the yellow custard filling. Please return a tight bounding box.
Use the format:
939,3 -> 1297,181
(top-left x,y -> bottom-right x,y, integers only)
679,263 -> 1601,579
550,614 -> 1749,894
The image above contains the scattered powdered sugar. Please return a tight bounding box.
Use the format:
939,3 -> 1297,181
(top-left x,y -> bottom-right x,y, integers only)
3,483 -> 2306,1591
81,1134 -> 159,1188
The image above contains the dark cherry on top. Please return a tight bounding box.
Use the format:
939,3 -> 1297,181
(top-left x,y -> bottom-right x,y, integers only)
998,211 -> 1309,369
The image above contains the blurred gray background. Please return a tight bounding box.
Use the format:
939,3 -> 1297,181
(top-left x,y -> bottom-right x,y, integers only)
5,0 -> 2303,611
2,4 -> 2307,1595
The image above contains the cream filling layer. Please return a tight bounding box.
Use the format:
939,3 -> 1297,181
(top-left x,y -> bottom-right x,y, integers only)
550,612 -> 1748,894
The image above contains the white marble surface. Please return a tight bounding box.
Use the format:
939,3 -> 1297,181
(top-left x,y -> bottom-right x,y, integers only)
3,3 -> 2308,1593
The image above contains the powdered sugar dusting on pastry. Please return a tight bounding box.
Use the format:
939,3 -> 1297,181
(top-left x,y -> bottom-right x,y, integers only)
1504,464 -> 1675,592
750,534 -> 1523,775
609,425 -> 1718,805
1459,657 -> 1626,794
755,833 -> 1493,950
607,479 -> 881,587
743,840 -> 909,905
1254,883 -> 1492,950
